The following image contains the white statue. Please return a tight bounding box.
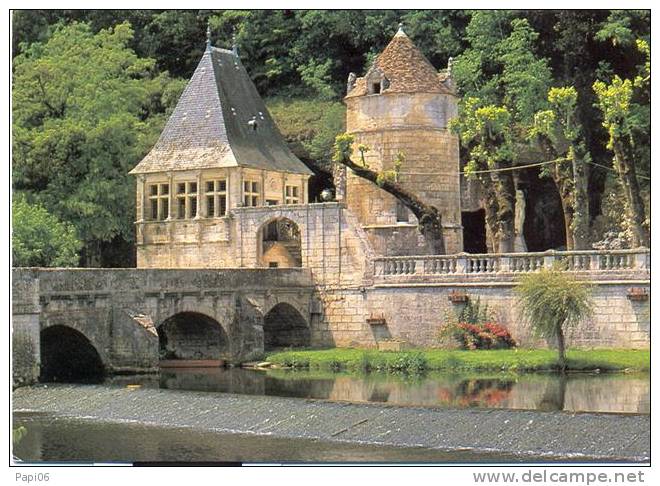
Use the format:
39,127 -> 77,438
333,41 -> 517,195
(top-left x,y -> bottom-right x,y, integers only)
514,189 -> 528,252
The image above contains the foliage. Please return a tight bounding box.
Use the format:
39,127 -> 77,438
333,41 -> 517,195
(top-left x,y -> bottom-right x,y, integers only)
266,97 -> 345,168
515,266 -> 593,371
12,194 -> 82,267
516,267 -> 593,339
12,22 -> 180,265
440,297 -> 516,350
592,39 -> 650,246
265,348 -> 649,373
13,426 -> 27,446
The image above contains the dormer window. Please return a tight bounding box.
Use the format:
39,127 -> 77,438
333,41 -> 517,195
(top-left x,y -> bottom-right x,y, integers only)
372,82 -> 381,94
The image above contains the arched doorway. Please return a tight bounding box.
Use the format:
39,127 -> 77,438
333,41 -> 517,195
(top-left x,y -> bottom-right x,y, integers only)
263,303 -> 310,350
157,312 -> 228,361
40,326 -> 105,382
258,218 -> 302,268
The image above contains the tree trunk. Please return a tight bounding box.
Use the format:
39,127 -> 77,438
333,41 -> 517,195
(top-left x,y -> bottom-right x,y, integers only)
491,171 -> 516,253
482,186 -> 500,253
571,144 -> 591,250
556,322 -> 567,374
612,140 -> 649,247
335,155 -> 445,254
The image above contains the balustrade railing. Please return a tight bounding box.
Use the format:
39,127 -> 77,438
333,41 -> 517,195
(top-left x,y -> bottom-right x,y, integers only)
374,249 -> 650,278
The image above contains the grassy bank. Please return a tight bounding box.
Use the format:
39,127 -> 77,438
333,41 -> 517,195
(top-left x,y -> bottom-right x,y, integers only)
264,348 -> 650,374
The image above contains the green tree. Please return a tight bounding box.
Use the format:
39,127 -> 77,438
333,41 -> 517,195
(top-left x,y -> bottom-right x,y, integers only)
12,22 -> 180,266
450,100 -> 516,252
516,267 -> 593,373
452,15 -> 552,252
530,87 -> 591,250
593,39 -> 650,247
12,194 -> 82,267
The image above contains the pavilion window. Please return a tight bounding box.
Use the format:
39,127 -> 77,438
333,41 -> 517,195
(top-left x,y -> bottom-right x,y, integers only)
175,182 -> 197,219
243,180 -> 260,207
148,183 -> 169,221
205,179 -> 227,217
285,185 -> 300,205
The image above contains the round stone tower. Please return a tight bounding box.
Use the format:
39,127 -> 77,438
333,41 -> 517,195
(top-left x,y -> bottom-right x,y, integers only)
341,25 -> 462,255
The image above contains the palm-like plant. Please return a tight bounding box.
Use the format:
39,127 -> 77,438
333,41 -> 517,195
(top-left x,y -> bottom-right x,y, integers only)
515,266 -> 593,373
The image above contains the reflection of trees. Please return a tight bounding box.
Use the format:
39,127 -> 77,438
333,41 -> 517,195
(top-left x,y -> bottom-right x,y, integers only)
538,374 -> 567,411
436,379 -> 515,407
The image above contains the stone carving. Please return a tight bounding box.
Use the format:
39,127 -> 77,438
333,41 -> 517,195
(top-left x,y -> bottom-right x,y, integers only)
514,189 -> 528,252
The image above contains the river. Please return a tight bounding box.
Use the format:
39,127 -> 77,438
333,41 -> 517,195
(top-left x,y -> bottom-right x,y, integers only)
12,368 -> 649,463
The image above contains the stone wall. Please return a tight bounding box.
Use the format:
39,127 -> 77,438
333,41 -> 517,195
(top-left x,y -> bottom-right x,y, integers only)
136,203 -> 372,288
312,250 -> 650,350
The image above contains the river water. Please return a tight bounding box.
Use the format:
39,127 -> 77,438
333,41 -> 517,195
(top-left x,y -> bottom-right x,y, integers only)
13,368 -> 649,463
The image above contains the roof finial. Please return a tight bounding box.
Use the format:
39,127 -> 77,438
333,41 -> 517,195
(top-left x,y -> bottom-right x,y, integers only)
396,22 -> 406,37
206,21 -> 212,50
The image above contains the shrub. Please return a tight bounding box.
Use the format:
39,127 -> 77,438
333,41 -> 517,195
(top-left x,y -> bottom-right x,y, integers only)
516,266 -> 593,372
440,297 -> 516,350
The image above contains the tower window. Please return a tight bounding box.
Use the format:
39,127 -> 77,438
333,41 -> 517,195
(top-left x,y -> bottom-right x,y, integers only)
243,180 -> 260,207
396,201 -> 409,223
148,183 -> 169,221
205,179 -> 227,217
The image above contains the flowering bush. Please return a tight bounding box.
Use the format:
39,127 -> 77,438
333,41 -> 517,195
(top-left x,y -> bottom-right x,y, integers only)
450,321 -> 517,350
439,297 -> 517,349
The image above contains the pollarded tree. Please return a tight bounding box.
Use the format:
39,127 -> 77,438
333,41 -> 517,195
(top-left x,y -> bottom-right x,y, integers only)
516,267 -> 593,373
450,99 -> 516,252
452,15 -> 553,252
530,87 -> 591,250
333,134 -> 445,254
592,39 -> 650,247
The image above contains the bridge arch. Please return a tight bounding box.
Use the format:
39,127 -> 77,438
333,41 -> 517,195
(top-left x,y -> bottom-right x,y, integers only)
157,311 -> 229,361
40,325 -> 105,382
263,302 -> 311,350
257,217 -> 303,268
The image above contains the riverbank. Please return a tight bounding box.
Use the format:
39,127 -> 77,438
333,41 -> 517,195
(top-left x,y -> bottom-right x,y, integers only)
13,384 -> 649,462
264,348 -> 650,373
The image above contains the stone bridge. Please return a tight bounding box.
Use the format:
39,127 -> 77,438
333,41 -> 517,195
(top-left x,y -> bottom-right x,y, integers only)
12,268 -> 316,386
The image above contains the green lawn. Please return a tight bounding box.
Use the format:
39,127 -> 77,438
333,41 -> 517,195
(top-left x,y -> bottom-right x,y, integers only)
264,348 -> 649,374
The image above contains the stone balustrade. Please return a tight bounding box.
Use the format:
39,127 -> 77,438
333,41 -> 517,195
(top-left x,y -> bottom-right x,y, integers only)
373,248 -> 650,281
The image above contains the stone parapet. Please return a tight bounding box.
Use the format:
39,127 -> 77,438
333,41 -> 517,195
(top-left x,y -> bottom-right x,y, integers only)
372,248 -> 650,284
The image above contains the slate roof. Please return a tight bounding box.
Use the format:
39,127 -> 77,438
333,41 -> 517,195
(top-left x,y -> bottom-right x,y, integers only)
130,46 -> 312,175
345,27 -> 453,99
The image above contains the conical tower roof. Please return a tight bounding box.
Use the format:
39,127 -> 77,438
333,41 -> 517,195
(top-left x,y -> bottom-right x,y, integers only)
345,26 -> 452,98
131,45 -> 312,175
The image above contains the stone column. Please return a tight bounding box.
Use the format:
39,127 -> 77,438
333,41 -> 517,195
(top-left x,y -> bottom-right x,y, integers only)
166,172 -> 173,220
137,175 -> 146,222
195,171 -> 202,219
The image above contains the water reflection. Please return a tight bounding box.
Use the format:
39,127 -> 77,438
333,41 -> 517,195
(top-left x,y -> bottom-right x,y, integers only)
111,368 -> 650,414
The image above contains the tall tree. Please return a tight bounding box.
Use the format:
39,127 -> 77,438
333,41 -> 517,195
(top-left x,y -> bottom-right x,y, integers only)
13,22 -> 182,266
593,39 -> 650,247
452,15 -> 552,252
530,87 -> 591,250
